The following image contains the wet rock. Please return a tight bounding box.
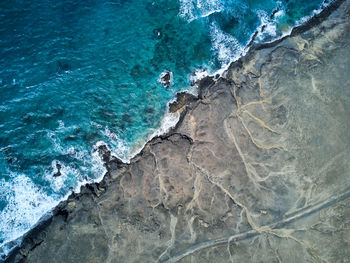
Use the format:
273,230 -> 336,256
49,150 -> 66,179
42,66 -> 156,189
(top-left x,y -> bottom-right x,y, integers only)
153,28 -> 162,39
158,70 -> 173,88
53,163 -> 62,177
168,92 -> 197,113
97,144 -> 111,164
197,76 -> 215,98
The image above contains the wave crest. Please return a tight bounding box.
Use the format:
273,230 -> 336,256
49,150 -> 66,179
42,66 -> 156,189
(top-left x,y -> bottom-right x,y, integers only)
179,0 -> 223,22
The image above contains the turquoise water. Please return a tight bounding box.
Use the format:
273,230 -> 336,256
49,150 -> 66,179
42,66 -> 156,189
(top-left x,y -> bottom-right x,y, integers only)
0,0 -> 326,257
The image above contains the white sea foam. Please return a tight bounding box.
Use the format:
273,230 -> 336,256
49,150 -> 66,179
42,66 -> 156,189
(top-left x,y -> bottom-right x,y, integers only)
0,173 -> 59,256
0,105 -> 175,257
0,127 -> 107,258
44,161 -> 80,193
295,0 -> 333,27
150,110 -> 180,138
190,68 -> 209,83
256,10 -> 279,41
130,110 -> 180,159
185,0 -> 331,82
101,126 -> 130,162
101,110 -> 180,164
210,22 -> 245,66
179,0 -> 223,22
255,0 -> 333,46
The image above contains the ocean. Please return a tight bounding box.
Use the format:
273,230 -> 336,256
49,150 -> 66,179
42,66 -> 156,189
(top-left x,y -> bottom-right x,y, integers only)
0,0 -> 327,258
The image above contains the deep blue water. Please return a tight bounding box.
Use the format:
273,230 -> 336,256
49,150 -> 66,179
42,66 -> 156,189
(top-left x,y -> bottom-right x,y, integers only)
0,0 -> 327,257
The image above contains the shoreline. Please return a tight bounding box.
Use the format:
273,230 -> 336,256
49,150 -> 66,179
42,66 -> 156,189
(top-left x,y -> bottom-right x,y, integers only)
2,0 -> 347,261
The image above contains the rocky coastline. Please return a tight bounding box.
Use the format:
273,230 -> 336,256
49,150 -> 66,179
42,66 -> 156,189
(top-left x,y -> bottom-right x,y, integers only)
4,0 -> 350,262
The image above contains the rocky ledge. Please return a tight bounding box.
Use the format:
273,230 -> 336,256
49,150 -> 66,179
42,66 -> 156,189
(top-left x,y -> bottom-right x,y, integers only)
5,0 -> 350,262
